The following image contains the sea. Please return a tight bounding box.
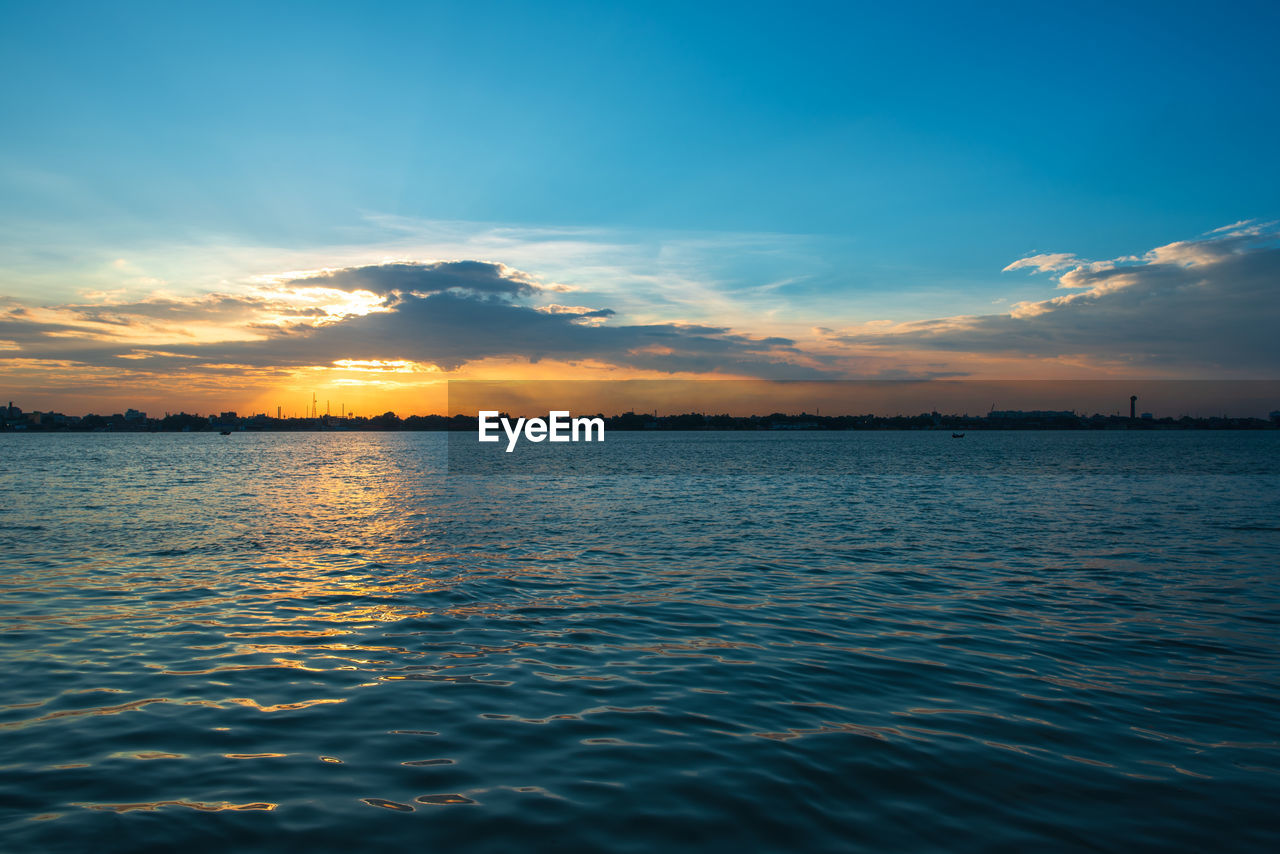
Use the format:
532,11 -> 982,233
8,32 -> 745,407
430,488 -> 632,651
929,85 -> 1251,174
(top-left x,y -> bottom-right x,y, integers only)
2,431 -> 1278,852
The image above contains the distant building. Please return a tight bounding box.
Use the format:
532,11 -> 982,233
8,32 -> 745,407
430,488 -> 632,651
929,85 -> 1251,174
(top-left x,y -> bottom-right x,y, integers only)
988,410 -> 1077,420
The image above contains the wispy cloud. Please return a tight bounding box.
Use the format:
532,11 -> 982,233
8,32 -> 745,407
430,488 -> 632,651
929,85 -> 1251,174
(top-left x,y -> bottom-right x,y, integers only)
1002,253 -> 1082,274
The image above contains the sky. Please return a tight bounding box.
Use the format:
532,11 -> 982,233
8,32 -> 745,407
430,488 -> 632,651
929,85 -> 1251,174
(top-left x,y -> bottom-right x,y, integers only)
1,0 -> 1278,416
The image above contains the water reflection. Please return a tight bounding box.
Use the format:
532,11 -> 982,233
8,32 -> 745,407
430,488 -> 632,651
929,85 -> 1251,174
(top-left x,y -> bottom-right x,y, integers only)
1,432 -> 1278,851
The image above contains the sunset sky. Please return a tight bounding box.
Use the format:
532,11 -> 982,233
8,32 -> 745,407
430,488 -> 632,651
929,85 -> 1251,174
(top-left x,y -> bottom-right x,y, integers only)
2,1 -> 1278,416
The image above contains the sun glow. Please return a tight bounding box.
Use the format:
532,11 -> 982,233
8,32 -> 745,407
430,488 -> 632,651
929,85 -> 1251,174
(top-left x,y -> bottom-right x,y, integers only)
252,286 -> 390,327
331,359 -> 430,373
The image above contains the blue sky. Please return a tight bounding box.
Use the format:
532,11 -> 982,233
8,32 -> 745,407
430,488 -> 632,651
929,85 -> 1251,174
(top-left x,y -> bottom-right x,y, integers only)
1,1 -> 1278,411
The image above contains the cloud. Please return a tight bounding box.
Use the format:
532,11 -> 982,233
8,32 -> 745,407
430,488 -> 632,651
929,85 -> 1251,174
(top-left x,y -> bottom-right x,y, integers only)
1,215 -> 860,351
1002,253 -> 1081,273
834,222 -> 1280,376
286,260 -> 540,299
159,291 -> 825,378
1,260 -> 831,380
0,288 -> 382,347
7,223 -> 1276,398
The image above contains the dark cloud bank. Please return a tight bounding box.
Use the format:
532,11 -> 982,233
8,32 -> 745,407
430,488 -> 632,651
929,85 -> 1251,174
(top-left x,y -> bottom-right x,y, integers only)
3,261 -> 823,379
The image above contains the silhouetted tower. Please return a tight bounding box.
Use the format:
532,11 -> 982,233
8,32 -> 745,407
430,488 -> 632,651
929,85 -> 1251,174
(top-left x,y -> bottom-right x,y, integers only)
1130,395 -> 1137,419
311,393 -> 318,420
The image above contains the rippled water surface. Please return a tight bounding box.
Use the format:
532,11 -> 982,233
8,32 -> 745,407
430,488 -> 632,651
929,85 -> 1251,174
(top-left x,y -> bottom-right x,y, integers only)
2,431 -> 1279,852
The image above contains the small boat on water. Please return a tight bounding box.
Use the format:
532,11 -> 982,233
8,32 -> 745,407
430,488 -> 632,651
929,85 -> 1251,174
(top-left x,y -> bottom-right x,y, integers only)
220,430 -> 232,435
952,432 -> 965,438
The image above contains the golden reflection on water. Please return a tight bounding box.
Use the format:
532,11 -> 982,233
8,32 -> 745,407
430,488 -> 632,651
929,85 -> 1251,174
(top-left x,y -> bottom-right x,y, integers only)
1,696 -> 348,732
75,800 -> 278,813
108,751 -> 186,761
361,798 -> 414,812
0,698 -> 174,731
223,753 -> 288,759
415,794 -> 478,806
